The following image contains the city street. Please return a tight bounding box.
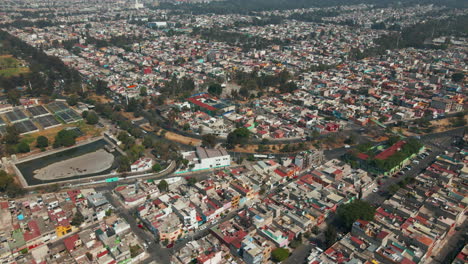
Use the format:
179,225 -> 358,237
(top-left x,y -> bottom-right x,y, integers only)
103,190 -> 243,264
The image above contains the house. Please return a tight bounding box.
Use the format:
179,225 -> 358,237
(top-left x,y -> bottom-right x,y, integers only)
131,157 -> 153,172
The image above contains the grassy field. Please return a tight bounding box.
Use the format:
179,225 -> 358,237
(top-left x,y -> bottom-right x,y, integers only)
22,121 -> 104,149
0,55 -> 29,77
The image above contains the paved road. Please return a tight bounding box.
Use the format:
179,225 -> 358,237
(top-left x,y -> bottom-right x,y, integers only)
283,244 -> 313,264
104,192 -> 171,264
364,133 -> 458,206
103,190 -> 243,264
430,221 -> 467,264
284,128 -> 466,264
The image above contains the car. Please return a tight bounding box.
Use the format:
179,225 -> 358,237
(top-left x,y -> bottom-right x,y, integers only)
373,188 -> 378,193
413,160 -> 420,164
138,224 -> 144,229
344,144 -> 351,148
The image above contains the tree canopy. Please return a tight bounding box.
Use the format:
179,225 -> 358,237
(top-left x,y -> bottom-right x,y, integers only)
53,129 -> 78,148
16,141 -> 30,153
207,83 -> 223,96
85,111 -> 99,125
36,136 -> 49,148
157,179 -> 169,192
271,248 -> 289,262
227,127 -> 250,147
336,200 -> 376,230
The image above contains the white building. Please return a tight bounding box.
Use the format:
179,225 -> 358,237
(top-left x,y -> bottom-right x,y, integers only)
179,147 -> 230,173
131,157 -> 153,172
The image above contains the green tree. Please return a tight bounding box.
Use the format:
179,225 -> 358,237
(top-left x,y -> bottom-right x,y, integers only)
227,127 -> 250,147
202,134 -> 217,148
66,94 -> 79,106
53,129 -> 77,148
271,248 -> 289,262
142,136 -> 154,148
71,211 -> 84,227
152,163 -> 162,172
4,126 -> 19,145
451,72 -> 464,83
324,225 -> 337,248
128,144 -> 145,162
336,200 -> 376,230
85,111 -> 99,125
388,184 -> 400,194
157,179 -> 169,192
95,79 -> 108,95
207,83 -> 223,96
36,136 -> 49,148
311,226 -> 320,235
117,155 -> 131,172
0,170 -> 13,192
16,141 -> 30,153
186,177 -> 197,186
140,87 -> 148,96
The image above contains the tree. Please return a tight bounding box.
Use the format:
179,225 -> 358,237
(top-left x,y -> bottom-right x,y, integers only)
71,211 -> 84,227
207,83 -> 223,96
36,136 -> 49,148
311,226 -> 320,235
152,163 -> 162,172
53,129 -> 77,148
271,248 -> 289,262
142,136 -> 154,148
186,177 -> 197,186
117,155 -> 131,172
140,87 -> 148,96
324,225 -> 337,248
16,141 -> 30,153
157,179 -> 169,192
85,111 -> 99,125
451,72 -> 464,83
336,200 -> 376,230
388,184 -> 400,194
81,110 -> 89,119
202,134 -> 217,148
4,126 -> 19,145
95,79 -> 108,95
6,90 -> 20,105
0,170 -> 13,192
227,128 -> 250,147
67,94 -> 79,106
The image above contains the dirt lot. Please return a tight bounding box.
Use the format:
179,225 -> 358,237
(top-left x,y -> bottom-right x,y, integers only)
233,142 -> 317,154
429,116 -> 467,133
163,130 -> 201,146
88,94 -> 112,103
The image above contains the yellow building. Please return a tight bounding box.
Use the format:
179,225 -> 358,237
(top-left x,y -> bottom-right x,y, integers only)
56,225 -> 72,237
